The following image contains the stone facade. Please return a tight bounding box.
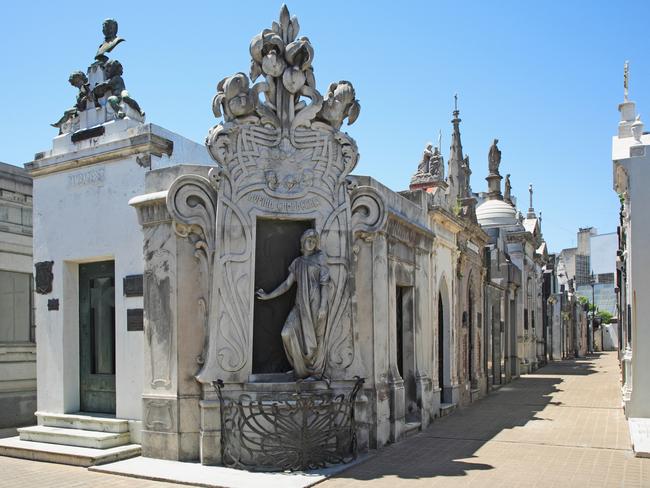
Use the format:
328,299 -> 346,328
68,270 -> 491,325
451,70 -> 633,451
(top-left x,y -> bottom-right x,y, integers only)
0,162 -> 35,430
612,79 -> 650,426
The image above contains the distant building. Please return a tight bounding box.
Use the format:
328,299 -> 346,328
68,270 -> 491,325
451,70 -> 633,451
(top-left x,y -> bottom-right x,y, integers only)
557,228 -> 617,316
0,162 -> 35,432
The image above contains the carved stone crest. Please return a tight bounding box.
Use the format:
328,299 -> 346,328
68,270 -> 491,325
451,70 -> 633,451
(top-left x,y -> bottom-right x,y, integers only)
35,261 -> 54,295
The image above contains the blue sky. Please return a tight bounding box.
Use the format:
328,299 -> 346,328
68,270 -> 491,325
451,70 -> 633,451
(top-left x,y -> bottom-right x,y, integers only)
2,0 -> 648,252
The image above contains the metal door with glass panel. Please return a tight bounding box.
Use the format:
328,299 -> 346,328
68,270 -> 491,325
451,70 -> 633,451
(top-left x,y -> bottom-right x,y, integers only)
79,261 -> 116,413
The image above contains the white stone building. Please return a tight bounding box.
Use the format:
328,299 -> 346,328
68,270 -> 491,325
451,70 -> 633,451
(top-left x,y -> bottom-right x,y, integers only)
612,73 -> 650,456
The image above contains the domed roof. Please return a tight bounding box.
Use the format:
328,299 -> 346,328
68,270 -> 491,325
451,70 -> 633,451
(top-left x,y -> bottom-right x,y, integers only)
476,198 -> 518,227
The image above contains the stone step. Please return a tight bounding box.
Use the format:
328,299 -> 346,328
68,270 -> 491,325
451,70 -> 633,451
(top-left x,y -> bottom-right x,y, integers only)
470,388 -> 481,403
18,426 -> 130,449
403,421 -> 421,438
439,402 -> 457,417
36,411 -> 129,434
0,436 -> 140,467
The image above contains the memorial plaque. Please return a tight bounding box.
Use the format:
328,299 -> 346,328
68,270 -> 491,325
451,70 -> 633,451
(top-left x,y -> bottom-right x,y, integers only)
71,125 -> 105,143
127,308 -> 144,331
47,298 -> 59,311
123,274 -> 143,297
35,261 -> 54,295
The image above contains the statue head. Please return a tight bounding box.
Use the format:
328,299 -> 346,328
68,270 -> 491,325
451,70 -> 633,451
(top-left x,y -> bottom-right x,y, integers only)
213,73 -> 256,121
426,143 -> 433,151
102,19 -> 118,40
264,170 -> 279,190
68,71 -> 88,88
300,229 -> 320,255
493,138 -> 499,146
104,59 -> 123,78
318,80 -> 360,129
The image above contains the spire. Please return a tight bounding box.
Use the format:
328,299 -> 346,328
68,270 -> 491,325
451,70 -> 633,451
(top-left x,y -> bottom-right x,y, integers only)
527,183 -> 536,218
619,60 -> 641,138
449,93 -> 464,164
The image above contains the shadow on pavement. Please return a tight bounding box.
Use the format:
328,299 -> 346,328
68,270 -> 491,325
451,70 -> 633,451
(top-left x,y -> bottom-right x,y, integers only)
329,357 -> 600,483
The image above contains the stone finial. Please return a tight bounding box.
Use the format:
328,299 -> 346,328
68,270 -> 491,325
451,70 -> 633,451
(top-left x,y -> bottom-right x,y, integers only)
527,183 -> 537,218
624,60 -> 630,102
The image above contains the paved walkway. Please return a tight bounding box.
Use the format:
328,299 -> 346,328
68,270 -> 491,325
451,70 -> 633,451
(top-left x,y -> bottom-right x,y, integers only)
324,352 -> 649,487
0,352 -> 648,487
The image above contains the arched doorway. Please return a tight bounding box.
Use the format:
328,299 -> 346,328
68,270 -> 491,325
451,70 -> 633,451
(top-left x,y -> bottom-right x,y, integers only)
438,278 -> 451,403
467,285 -> 474,385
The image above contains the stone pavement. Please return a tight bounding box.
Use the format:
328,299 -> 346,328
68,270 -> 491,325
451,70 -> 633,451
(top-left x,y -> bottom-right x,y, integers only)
324,352 -> 649,487
0,352 -> 648,487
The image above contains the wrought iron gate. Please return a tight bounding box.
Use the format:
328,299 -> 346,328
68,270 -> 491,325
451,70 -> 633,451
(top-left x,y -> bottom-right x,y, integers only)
213,377 -> 364,471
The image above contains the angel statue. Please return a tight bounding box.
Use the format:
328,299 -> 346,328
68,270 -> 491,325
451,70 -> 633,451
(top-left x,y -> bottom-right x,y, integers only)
51,71 -> 93,134
416,143 -> 434,175
256,229 -> 330,379
93,59 -> 144,119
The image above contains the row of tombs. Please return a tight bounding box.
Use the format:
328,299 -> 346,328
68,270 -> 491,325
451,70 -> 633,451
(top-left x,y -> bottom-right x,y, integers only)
2,6 -> 553,471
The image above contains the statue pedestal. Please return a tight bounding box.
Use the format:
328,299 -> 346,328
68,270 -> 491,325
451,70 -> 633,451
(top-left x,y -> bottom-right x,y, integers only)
486,173 -> 503,200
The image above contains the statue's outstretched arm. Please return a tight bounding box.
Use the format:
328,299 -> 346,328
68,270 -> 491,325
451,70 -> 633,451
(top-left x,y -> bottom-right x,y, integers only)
318,282 -> 329,321
256,272 -> 295,300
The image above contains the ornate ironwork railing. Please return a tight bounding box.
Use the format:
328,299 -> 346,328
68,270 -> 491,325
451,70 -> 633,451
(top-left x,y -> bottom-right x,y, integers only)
213,377 -> 364,471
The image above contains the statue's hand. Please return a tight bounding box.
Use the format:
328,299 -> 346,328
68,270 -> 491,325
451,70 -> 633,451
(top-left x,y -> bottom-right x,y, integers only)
318,306 -> 327,322
256,288 -> 268,300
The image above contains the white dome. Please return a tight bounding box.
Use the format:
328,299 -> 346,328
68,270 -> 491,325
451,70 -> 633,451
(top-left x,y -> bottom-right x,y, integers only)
476,198 -> 518,227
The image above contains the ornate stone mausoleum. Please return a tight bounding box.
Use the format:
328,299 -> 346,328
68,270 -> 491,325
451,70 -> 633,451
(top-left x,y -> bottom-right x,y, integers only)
0,5 -> 555,473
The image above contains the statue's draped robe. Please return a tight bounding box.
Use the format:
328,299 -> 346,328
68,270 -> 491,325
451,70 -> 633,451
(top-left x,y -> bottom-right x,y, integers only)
282,251 -> 330,378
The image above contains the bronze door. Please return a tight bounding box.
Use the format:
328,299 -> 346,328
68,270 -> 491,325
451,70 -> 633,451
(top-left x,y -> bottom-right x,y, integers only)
79,261 -> 116,413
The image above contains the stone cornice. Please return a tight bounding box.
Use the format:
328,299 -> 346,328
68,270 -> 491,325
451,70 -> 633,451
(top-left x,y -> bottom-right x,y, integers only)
26,132 -> 173,178
129,190 -> 171,227
428,206 -> 464,233
383,214 -> 435,251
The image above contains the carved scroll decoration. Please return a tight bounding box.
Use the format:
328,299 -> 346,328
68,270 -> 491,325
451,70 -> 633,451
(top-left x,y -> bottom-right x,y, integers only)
350,185 -> 388,239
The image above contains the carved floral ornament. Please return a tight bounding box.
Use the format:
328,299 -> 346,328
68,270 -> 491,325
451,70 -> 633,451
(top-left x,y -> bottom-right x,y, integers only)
166,5 -> 386,382
208,5 -> 360,153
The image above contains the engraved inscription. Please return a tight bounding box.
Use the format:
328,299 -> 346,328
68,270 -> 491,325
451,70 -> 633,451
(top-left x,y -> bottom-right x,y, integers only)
68,167 -> 105,187
246,194 -> 321,213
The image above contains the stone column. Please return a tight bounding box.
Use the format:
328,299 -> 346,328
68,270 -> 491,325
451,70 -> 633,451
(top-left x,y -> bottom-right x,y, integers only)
130,169 -> 207,461
414,245 -> 434,427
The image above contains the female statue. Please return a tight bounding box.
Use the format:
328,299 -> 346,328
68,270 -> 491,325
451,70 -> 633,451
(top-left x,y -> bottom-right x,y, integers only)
256,229 -> 330,379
